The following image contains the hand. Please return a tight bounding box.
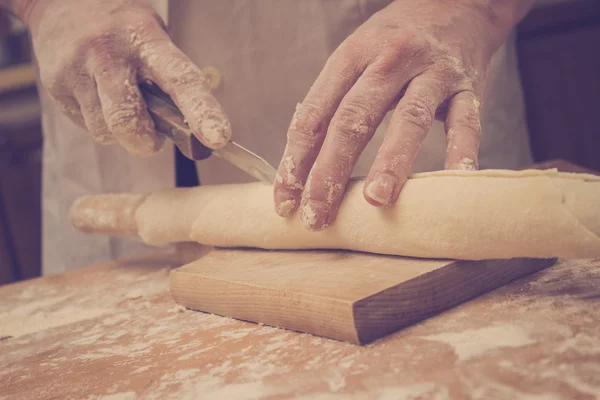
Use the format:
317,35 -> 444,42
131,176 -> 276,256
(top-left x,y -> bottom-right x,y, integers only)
26,0 -> 231,155
274,0 -> 533,229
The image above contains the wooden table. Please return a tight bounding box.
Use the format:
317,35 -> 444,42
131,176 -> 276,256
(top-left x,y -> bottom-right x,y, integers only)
3,159 -> 600,399
1,249 -> 600,399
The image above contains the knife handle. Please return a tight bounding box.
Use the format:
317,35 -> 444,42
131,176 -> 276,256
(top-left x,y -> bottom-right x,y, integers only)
140,81 -> 212,161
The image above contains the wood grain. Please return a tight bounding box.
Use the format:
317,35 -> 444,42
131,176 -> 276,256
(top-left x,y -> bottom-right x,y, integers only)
170,248 -> 556,344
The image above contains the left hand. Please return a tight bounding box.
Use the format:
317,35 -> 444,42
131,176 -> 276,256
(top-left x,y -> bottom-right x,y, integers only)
273,0 -> 531,229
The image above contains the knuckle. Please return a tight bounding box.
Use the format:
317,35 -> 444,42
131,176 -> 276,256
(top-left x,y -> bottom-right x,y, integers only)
177,85 -> 212,114
395,96 -> 433,132
383,31 -> 428,59
180,68 -> 208,88
160,58 -> 182,82
448,125 -> 481,144
370,35 -> 431,77
437,62 -> 467,83
136,36 -> 173,67
84,30 -> 122,57
89,124 -> 115,144
288,103 -> 326,146
330,102 -> 375,142
182,93 -> 214,116
163,58 -> 207,87
370,55 -> 401,78
452,107 -> 482,138
386,36 -> 417,57
461,111 -> 481,133
105,102 -> 161,155
326,45 -> 363,80
83,32 -> 131,74
80,100 -> 101,120
104,102 -> 143,132
305,169 -> 345,201
338,34 -> 364,59
459,120 -> 482,139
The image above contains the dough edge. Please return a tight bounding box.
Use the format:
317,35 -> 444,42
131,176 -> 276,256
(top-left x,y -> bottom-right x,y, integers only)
412,168 -> 600,181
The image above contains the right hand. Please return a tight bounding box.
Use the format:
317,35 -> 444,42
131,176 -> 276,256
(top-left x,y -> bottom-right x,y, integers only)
27,0 -> 231,156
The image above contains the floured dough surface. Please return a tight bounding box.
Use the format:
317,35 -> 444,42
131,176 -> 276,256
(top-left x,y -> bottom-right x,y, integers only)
135,169 -> 600,260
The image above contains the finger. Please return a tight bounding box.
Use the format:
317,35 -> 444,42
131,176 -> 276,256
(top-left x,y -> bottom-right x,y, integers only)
48,91 -> 87,130
73,82 -> 115,144
364,76 -> 448,207
299,63 -> 412,229
273,39 -> 366,217
139,39 -> 231,149
42,67 -> 87,130
95,63 -> 163,156
444,91 -> 482,170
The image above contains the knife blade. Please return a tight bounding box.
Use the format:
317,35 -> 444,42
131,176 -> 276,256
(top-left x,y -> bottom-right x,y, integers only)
140,81 -> 277,185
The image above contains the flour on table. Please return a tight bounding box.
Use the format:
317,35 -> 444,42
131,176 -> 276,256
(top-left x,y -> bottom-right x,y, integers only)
123,289 -> 143,299
0,306 -> 110,339
86,392 -> 137,400
167,304 -> 187,313
422,323 -> 536,362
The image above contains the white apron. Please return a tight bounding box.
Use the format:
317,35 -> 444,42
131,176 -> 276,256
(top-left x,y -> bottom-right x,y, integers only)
40,0 -> 532,275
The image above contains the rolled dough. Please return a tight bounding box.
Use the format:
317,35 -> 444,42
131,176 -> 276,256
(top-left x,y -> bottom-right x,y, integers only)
133,169 -> 600,260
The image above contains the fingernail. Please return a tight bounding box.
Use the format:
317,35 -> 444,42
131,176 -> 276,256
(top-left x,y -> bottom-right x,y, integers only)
276,199 -> 296,217
274,185 -> 300,217
365,172 -> 397,206
301,199 -> 329,230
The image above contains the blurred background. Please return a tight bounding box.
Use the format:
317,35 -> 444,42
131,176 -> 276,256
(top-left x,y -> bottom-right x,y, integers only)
0,10 -> 40,286
0,0 -> 599,285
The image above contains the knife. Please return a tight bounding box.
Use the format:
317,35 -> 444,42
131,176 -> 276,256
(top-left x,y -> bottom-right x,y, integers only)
140,81 -> 277,185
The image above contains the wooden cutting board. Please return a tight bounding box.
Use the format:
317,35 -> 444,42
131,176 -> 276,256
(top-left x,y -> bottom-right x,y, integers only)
169,245 -> 556,344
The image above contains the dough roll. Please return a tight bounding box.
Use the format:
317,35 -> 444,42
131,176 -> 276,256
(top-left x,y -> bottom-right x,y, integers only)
133,169 -> 600,260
